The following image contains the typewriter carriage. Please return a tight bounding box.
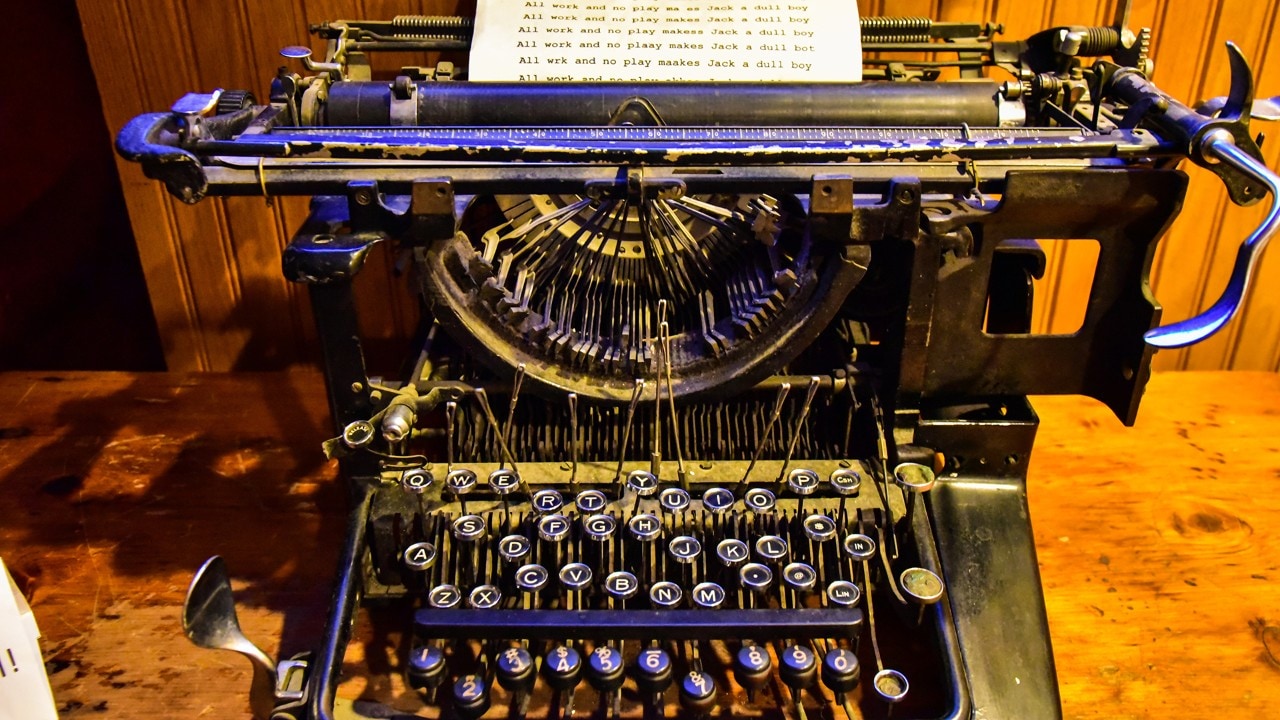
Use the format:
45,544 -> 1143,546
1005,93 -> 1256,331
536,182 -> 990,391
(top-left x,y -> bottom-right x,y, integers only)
115,13 -> 1280,720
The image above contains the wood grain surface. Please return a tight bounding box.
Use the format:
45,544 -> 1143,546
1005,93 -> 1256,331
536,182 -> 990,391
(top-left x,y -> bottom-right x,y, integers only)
0,370 -> 1276,718
75,0 -> 1280,373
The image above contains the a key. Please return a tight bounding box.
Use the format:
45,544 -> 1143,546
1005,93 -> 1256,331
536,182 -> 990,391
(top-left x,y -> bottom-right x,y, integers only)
542,645 -> 583,694
678,669 -> 717,716
659,487 -> 691,514
829,468 -> 862,520
406,645 -> 446,693
467,584 -> 502,609
452,674 -> 491,720
575,489 -> 608,514
446,468 -> 477,514
786,467 -> 819,515
821,647 -> 861,697
633,647 -> 674,706
537,514 -> 572,543
499,534 -> 532,564
802,514 -> 838,543
754,535 -> 788,564
900,566 -> 945,625
628,513 -> 663,542
734,643 -> 772,699
779,643 -> 817,692
825,579 -> 861,608
649,581 -> 683,608
428,584 -> 461,609
691,581 -> 726,609
782,562 -> 817,592
701,487 -> 735,514
532,488 -> 564,515
668,535 -> 702,565
403,541 -> 437,572
583,513 -> 617,542
558,562 -> 593,591
715,538 -> 749,568
496,646 -> 537,695
586,645 -> 626,694
744,487 -> 777,513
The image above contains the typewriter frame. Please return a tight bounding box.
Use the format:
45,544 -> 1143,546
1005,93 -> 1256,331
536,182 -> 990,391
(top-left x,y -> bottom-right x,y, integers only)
213,151 -> 1181,719
117,16 -> 1280,716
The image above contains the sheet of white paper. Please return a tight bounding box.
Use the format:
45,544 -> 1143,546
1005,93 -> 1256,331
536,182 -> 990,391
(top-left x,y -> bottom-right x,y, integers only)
471,0 -> 861,82
0,557 -> 58,720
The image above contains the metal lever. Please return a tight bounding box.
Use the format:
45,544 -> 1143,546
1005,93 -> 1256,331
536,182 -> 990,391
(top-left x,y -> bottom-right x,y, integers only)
182,556 -> 277,720
1145,129 -> 1280,347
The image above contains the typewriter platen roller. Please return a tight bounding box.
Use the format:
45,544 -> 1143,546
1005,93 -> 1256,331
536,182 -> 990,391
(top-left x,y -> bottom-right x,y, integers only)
120,11 -> 1280,720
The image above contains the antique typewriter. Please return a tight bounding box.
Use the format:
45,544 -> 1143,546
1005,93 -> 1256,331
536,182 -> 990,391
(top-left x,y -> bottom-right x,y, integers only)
117,10 -> 1279,720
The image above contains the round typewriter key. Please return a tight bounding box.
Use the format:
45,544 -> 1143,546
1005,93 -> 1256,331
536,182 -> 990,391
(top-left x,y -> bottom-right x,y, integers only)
406,645 -> 446,690
744,487 -> 777,512
542,645 -> 582,691
446,468 -> 478,495
428,584 -> 461,609
604,570 -> 639,600
678,670 -> 717,715
452,674 -> 491,719
701,487 -> 735,513
783,562 -> 818,591
537,514 -> 572,543
779,644 -> 817,689
628,513 -> 663,542
821,648 -> 861,695
829,468 -> 862,496
558,562 -> 593,590
649,580 -> 683,608
843,532 -> 877,560
626,470 -> 659,496
739,562 -> 773,591
532,488 -> 564,514
659,487 -> 691,513
715,538 -> 749,567
825,579 -> 862,607
498,534 -> 532,563
787,468 -> 820,496
452,514 -> 487,543
515,563 -> 550,592
691,581 -> 726,609
873,668 -> 910,704
734,644 -> 772,692
402,541 -> 438,571
894,462 -> 937,493
755,534 -> 788,562
802,514 -> 838,542
583,513 -> 617,541
341,420 -> 375,448
400,467 -> 434,493
668,535 -> 702,564
488,468 -> 521,495
634,647 -> 673,694
900,567 -> 945,604
496,646 -> 536,692
575,489 -> 608,513
587,645 -> 626,692
467,584 -> 502,609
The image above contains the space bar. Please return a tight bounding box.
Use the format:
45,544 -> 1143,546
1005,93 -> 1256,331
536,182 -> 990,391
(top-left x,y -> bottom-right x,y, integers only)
412,608 -> 863,640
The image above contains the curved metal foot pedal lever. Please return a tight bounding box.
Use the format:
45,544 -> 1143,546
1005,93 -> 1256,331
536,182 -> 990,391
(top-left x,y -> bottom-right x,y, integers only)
182,556 -> 280,720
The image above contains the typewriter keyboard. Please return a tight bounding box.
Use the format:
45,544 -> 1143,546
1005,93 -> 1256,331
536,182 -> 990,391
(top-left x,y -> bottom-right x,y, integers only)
371,461 -> 949,719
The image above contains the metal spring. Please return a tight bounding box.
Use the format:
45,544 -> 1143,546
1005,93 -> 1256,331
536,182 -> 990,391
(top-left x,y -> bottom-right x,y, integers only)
1076,25 -> 1121,55
861,16 -> 932,43
391,15 -> 474,32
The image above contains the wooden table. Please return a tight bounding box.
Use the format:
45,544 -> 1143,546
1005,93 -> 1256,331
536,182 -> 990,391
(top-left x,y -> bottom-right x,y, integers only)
1,371 -> 1277,719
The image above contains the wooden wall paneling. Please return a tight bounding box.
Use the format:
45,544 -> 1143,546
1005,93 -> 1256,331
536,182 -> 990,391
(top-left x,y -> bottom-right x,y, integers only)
1227,8 -> 1280,370
237,0 -> 323,362
1185,5 -> 1280,370
77,0 -> 206,369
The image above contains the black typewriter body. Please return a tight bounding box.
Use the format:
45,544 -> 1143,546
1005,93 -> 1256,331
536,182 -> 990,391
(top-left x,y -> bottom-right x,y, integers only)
117,13 -> 1280,720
